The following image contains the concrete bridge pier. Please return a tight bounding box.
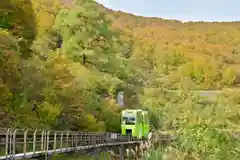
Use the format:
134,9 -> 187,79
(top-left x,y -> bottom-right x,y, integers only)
119,144 -> 124,160
93,149 -> 100,160
108,144 -> 128,160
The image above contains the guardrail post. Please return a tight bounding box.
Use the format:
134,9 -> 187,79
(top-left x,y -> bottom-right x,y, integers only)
12,129 -> 17,159
100,133 -> 103,146
5,129 -> 9,159
91,133 -> 96,150
53,132 -> 57,153
128,134 -> 132,143
66,132 -> 69,151
45,131 -> 50,160
71,133 -> 74,148
41,130 -> 45,154
33,130 -> 37,155
92,133 -> 100,160
119,144 -> 124,160
23,129 -> 28,158
87,132 -> 90,148
60,132 -> 63,152
9,129 -> 12,158
74,133 -> 78,151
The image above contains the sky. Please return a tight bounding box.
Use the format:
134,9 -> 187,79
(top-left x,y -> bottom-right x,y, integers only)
95,0 -> 240,22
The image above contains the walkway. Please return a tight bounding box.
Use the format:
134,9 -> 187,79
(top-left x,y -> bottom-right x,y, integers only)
0,128 -> 142,160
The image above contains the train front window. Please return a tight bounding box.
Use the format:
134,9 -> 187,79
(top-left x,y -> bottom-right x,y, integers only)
122,116 -> 136,125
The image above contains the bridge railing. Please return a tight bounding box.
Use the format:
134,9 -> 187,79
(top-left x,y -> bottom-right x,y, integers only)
0,128 -> 139,160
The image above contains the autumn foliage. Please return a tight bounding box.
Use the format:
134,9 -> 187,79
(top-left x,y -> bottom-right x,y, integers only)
1,0 -> 240,159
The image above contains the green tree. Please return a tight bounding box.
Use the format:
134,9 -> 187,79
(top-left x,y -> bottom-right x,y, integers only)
222,67 -> 236,85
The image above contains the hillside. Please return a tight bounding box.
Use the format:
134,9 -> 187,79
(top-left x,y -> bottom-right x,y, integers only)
95,4 -> 240,90
100,5 -> 240,159
98,5 -> 240,94
0,0 -> 240,159
0,0 -> 128,131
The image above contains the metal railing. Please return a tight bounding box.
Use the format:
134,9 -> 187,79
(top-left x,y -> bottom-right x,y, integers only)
0,128 -> 140,160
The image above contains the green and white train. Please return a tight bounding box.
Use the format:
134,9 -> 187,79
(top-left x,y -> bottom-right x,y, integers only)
121,109 -> 150,139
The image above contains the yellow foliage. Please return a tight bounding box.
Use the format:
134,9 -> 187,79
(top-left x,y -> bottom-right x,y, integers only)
31,0 -> 61,37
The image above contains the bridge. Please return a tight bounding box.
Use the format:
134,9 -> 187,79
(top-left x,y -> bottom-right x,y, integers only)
0,128 -> 173,160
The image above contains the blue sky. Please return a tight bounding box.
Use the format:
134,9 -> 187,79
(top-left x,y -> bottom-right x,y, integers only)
96,0 -> 240,22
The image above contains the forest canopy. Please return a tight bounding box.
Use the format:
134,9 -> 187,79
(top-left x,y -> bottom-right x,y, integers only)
1,0 -> 240,159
